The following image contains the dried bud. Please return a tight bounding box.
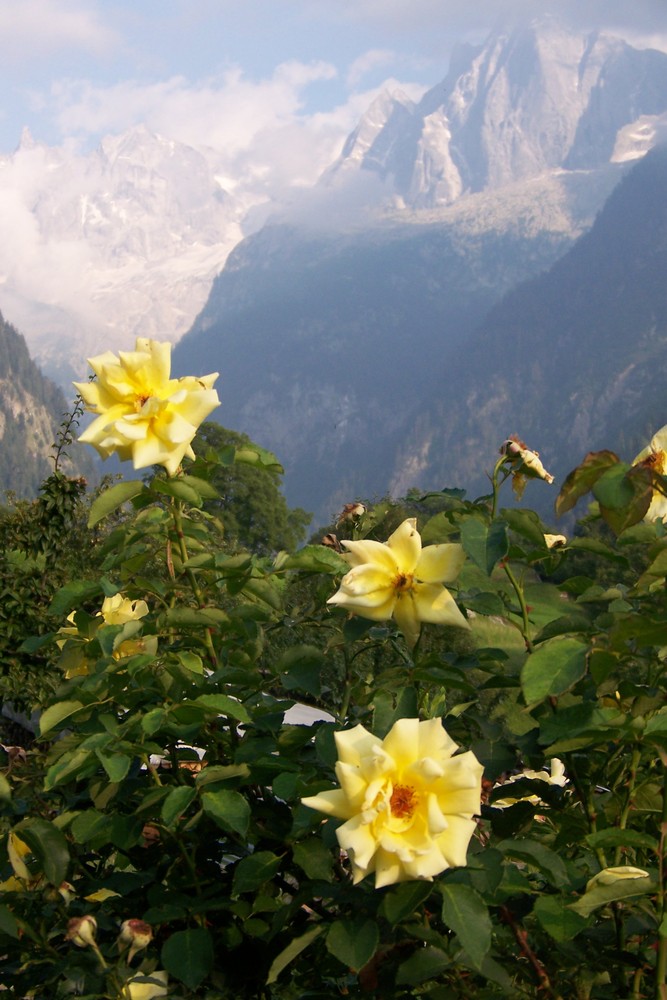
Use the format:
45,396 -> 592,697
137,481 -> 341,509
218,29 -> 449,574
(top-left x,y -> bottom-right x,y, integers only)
500,435 -> 554,484
141,824 -> 161,847
118,918 -> 153,963
336,502 -> 366,526
321,532 -> 343,552
66,915 -> 98,948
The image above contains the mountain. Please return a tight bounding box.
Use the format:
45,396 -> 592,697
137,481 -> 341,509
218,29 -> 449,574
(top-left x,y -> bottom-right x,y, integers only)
0,312 -> 94,496
0,126 -> 244,385
325,16 -> 667,207
174,18 -> 667,522
390,143 -> 667,508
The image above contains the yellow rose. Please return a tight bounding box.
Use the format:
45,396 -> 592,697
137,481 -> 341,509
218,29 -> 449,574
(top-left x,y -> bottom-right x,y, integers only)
632,424 -> 667,522
74,338 -> 219,476
327,518 -> 468,648
302,718 -> 483,888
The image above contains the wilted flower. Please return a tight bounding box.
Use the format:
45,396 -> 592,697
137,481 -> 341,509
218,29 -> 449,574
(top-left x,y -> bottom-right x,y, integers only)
327,518 -> 468,648
302,718 -> 483,888
336,501 -> 367,526
492,758 -> 568,809
544,533 -> 567,549
66,915 -> 98,948
118,919 -> 153,963
633,424 -> 667,521
586,866 -> 650,891
500,435 -> 554,498
121,970 -> 169,1000
74,337 -> 219,476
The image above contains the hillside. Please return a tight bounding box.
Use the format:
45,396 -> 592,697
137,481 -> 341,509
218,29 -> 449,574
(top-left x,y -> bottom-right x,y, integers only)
0,312 -> 93,496
394,143 -> 667,507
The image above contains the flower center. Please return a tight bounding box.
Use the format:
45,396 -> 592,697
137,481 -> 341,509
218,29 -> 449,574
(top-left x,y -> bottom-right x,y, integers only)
135,394 -> 151,411
390,783 -> 417,819
393,573 -> 414,594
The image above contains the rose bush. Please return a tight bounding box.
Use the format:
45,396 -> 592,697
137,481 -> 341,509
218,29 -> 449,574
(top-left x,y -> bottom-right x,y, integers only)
0,345 -> 666,998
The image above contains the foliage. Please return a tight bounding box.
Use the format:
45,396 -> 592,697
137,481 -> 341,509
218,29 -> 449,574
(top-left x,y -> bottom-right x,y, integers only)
1,408 -> 667,999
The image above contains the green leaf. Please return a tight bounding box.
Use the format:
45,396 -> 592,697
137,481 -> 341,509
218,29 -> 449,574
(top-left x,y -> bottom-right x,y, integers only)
533,896 -> 588,941
521,637 -> 587,707
39,700 -> 86,736
279,645 -> 325,697
0,773 -> 11,803
233,444 -> 283,473
556,450 -> 620,516
461,517 -> 508,576
88,479 -> 146,527
326,918 -> 379,972
500,508 -> 548,548
232,851 -> 281,896
202,789 -> 250,837
570,872 -> 655,917
396,947 -> 450,985
267,926 -> 324,985
440,883 -> 491,970
152,477 -> 203,507
380,881 -> 433,925
279,545 -> 349,574
177,651 -> 205,674
47,580 -> 102,616
161,928 -> 214,990
0,904 -> 19,939
161,787 -> 197,828
292,839 -> 334,882
497,838 -> 568,885
162,607 -> 229,628
594,462 -> 653,534
179,474 -> 220,499
13,819 -> 69,886
96,752 -> 131,783
191,694 -> 250,723
586,829 -> 657,850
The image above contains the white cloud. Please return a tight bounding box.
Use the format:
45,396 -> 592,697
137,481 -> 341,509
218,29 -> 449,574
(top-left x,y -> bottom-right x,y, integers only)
0,0 -> 117,62
346,49 -> 397,88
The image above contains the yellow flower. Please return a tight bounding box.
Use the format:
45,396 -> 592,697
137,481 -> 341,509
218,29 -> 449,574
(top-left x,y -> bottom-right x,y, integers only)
302,718 -> 483,888
120,971 -> 169,1000
57,594 -> 156,677
492,758 -> 568,809
327,518 -> 468,648
74,337 -> 219,476
633,424 -> 667,521
99,594 -> 149,626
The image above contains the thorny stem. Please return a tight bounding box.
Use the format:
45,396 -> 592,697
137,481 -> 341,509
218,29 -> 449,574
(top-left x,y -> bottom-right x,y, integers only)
502,561 -> 534,653
656,754 -> 667,999
615,746 -> 642,866
490,454 -> 511,519
499,905 -> 564,1000
171,499 -> 219,669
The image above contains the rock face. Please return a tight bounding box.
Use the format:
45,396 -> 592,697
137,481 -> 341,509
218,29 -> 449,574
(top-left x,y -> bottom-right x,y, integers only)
325,17 -> 667,207
0,311 -> 93,496
175,18 -> 667,522
0,125 -> 243,385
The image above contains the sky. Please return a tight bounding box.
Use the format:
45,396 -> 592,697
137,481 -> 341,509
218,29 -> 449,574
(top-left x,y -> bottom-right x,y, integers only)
1,0 -> 667,196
